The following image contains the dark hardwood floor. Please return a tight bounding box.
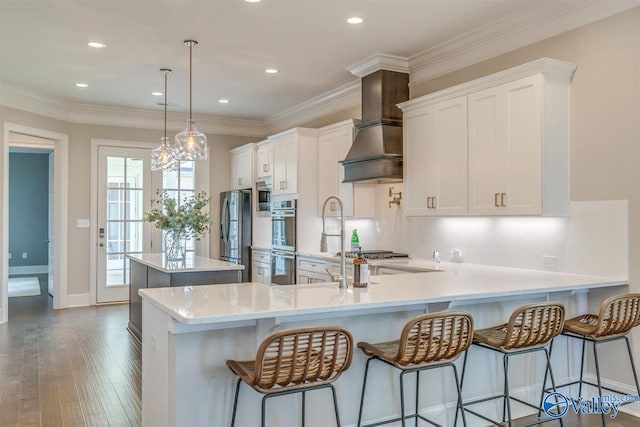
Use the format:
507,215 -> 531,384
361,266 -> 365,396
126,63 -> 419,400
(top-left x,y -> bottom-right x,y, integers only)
0,276 -> 140,427
1,275 -> 639,426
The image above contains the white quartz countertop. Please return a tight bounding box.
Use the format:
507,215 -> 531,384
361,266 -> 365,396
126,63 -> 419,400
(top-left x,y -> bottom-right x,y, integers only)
139,262 -> 627,325
128,253 -> 245,273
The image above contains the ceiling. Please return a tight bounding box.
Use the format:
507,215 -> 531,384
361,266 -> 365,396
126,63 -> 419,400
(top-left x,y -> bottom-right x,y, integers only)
0,0 -> 632,121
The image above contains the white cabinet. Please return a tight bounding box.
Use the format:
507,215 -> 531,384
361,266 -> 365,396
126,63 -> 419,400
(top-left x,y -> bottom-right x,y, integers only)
296,257 -> 331,285
256,141 -> 273,180
317,120 -> 376,217
403,96 -> 468,216
252,249 -> 271,284
468,75 -> 542,215
230,144 -> 256,190
399,58 -> 575,217
269,128 -> 318,197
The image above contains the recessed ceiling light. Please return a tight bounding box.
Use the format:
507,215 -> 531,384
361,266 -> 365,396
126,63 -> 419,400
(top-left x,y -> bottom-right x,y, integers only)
347,17 -> 364,24
88,42 -> 106,48
265,68 -> 278,74
152,92 -> 163,96
218,99 -> 229,104
75,83 -> 88,88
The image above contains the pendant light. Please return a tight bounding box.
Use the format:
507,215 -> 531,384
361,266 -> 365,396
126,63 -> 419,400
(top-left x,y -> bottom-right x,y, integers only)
151,68 -> 178,171
175,40 -> 207,161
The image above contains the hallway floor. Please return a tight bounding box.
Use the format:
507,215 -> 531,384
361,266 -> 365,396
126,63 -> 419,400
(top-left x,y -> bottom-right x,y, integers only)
0,276 -> 140,426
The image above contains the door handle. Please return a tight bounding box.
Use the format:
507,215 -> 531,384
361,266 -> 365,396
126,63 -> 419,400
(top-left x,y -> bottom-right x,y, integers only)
501,193 -> 506,207
494,193 -> 500,207
99,242 -> 105,247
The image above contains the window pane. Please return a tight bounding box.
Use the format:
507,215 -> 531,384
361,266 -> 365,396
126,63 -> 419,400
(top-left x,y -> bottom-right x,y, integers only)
107,222 -> 124,253
107,157 -> 125,188
163,168 -> 179,189
126,222 -> 143,252
106,253 -> 124,286
179,190 -> 194,207
126,157 -> 144,189
126,190 -> 143,220
180,161 -> 195,190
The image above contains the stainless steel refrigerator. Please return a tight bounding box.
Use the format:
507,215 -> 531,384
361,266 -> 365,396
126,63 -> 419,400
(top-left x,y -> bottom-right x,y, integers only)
219,190 -> 252,282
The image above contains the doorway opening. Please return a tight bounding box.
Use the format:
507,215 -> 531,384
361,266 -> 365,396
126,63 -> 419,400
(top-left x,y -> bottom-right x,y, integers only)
1,123 -> 69,324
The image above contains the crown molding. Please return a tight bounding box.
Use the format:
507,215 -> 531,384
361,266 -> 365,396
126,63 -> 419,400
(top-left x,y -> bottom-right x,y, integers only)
347,53 -> 410,78
407,0 -> 640,87
317,119 -> 360,136
263,80 -> 361,135
399,58 -> 577,112
0,82 -> 266,138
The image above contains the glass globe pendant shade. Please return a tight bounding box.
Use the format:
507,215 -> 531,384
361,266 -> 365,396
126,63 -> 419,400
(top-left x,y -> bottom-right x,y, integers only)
175,120 -> 208,161
151,137 -> 178,171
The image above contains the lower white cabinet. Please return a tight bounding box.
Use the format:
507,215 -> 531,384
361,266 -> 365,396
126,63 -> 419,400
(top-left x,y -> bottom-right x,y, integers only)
296,257 -> 330,284
251,249 -> 271,284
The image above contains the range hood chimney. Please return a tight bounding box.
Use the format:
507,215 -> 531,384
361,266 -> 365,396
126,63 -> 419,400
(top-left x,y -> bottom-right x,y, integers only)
341,68 -> 409,183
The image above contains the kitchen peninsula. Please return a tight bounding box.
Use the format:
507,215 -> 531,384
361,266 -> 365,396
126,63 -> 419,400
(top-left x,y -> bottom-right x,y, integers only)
139,263 -> 628,426
128,253 -> 244,341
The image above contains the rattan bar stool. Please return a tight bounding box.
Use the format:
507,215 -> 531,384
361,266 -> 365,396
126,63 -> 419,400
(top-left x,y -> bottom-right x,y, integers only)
227,326 -> 354,427
458,302 -> 565,427
356,310 -> 474,427
542,293 -> 640,426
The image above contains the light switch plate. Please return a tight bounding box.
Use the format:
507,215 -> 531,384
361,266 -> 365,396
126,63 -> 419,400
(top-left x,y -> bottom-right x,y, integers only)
77,219 -> 90,228
543,255 -> 558,270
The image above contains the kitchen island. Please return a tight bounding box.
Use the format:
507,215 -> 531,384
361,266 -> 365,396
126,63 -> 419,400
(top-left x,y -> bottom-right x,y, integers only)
128,253 -> 245,341
139,263 -> 628,426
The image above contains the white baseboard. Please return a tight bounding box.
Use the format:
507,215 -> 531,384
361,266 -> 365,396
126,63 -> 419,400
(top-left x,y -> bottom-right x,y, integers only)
66,293 -> 90,307
583,373 -> 640,417
9,265 -> 48,275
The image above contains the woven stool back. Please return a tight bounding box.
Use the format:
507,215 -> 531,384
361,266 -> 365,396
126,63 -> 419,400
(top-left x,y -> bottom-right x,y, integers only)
594,293 -> 640,338
396,311 -> 473,367
502,302 -> 565,350
252,326 -> 353,390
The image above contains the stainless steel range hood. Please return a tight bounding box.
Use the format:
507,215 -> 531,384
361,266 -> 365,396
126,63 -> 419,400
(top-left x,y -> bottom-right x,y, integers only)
341,69 -> 409,183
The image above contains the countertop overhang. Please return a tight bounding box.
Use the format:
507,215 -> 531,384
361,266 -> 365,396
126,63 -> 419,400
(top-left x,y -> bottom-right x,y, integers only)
139,262 -> 627,326
128,253 -> 245,274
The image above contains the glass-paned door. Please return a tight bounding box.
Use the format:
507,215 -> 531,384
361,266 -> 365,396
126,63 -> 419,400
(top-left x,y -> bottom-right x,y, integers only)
97,146 -> 152,303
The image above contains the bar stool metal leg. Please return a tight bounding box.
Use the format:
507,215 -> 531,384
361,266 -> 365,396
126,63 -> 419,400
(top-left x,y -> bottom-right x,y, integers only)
261,394 -> 268,427
302,390 -> 306,427
593,341 -> 606,427
231,378 -> 241,427
504,354 -> 513,427
415,371 -> 420,427
400,370 -> 407,427
624,336 -> 640,395
451,364 -> 468,427
330,384 -> 341,427
544,348 -> 564,427
358,357 -> 374,427
454,350 -> 469,427
578,338 -> 586,398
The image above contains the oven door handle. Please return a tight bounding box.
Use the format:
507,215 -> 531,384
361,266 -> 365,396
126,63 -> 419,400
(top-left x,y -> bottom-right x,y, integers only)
271,210 -> 295,218
271,250 -> 295,259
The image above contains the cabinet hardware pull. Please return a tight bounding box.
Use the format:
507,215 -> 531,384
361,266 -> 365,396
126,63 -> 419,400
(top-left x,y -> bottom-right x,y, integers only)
330,201 -> 337,211
427,197 -> 432,209
501,193 -> 506,207
432,196 -> 437,209
494,193 -> 500,207
238,178 -> 242,186
263,164 -> 268,172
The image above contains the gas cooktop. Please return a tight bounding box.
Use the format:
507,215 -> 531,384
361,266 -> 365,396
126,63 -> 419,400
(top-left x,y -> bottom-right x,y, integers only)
338,250 -> 409,260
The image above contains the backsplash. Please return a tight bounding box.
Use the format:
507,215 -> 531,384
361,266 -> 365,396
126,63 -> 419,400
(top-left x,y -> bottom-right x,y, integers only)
373,184 -> 628,278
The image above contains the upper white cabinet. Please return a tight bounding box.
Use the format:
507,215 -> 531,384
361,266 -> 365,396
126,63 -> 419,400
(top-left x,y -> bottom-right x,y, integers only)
256,141 -> 273,180
468,75 -> 542,215
270,128 -> 318,197
399,58 -> 576,217
230,143 -> 256,190
317,120 -> 376,217
403,96 -> 468,216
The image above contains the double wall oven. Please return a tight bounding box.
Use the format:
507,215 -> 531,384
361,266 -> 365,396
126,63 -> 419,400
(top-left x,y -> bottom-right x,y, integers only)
271,199 -> 296,285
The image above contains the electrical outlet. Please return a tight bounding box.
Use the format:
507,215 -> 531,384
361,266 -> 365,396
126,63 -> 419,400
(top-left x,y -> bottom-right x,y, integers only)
543,256 -> 557,270
8,253 -> 11,259
22,252 -> 27,259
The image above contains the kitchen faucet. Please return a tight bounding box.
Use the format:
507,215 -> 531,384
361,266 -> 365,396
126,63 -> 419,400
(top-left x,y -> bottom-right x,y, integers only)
320,196 -> 347,288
